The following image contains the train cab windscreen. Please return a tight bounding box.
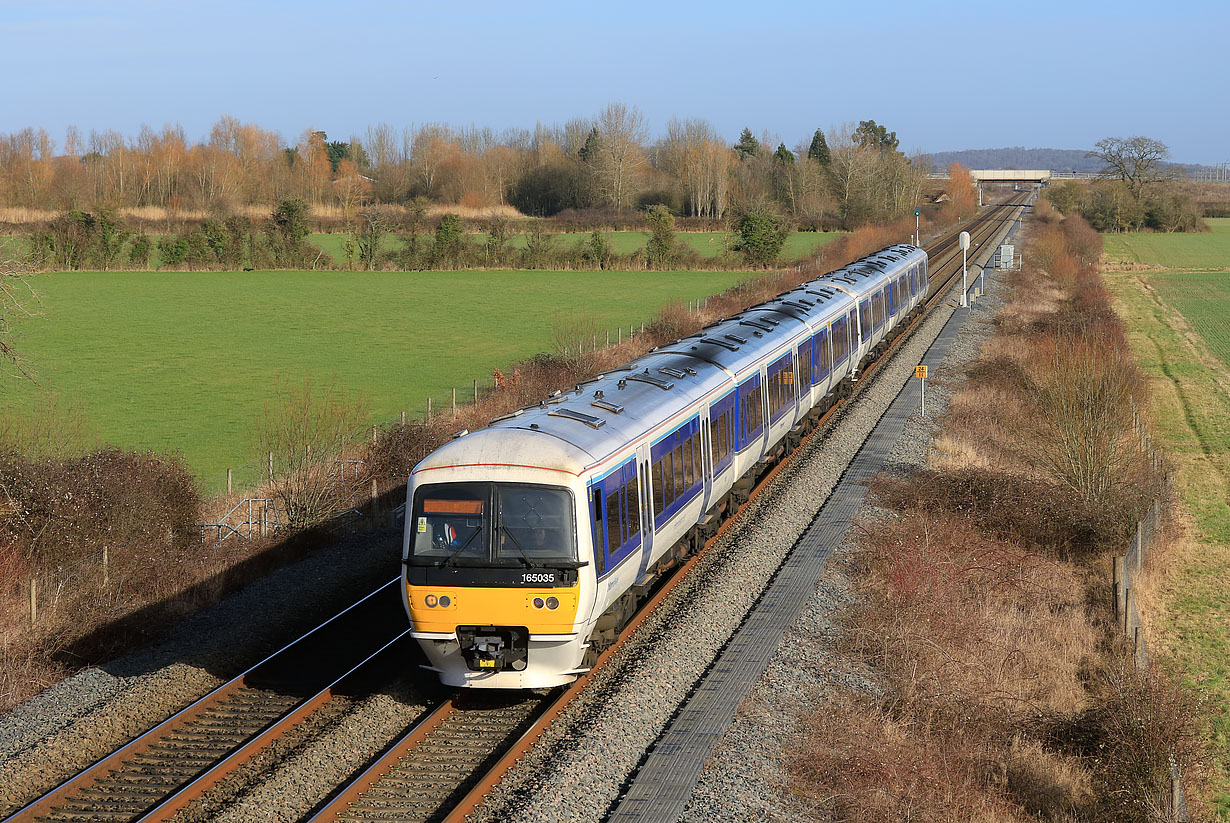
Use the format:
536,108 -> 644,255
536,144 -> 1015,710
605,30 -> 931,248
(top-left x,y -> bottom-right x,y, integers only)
409,482 -> 577,568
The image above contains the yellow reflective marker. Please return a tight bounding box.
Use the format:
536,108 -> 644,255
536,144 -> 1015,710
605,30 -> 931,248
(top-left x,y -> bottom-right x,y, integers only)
915,365 -> 928,379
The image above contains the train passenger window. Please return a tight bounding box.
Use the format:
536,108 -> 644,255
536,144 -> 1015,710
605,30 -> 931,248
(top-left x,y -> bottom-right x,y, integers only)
859,302 -> 871,342
672,444 -> 685,499
798,341 -> 813,387
662,450 -> 675,509
625,476 -> 640,538
830,320 -> 845,366
683,437 -> 694,488
605,490 -> 621,554
653,461 -> 665,516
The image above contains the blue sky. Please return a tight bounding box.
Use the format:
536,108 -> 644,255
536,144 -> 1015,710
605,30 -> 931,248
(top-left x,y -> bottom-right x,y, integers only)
3,0 -> 1227,164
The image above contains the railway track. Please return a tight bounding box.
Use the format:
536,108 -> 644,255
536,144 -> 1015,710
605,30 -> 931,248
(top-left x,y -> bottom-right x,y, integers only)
307,193 -> 1032,823
4,580 -> 413,823
5,195 -> 1029,823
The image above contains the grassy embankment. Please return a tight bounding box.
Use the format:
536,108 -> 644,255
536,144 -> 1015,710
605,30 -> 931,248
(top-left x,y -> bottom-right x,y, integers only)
1104,216 -> 1230,815
2,269 -> 747,494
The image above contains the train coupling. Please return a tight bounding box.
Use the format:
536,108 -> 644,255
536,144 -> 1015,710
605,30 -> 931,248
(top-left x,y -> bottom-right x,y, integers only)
457,625 -> 529,672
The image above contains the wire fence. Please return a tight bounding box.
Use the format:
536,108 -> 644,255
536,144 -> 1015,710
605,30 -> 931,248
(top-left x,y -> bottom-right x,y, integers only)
1113,408 -> 1188,820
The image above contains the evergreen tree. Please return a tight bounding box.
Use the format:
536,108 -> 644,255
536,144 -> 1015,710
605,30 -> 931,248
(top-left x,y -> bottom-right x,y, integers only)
734,128 -> 760,161
854,120 -> 899,152
807,129 -> 831,165
578,127 -> 601,163
773,143 -> 795,165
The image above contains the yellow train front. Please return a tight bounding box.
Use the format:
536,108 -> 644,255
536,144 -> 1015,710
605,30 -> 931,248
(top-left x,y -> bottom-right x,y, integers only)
402,428 -> 599,690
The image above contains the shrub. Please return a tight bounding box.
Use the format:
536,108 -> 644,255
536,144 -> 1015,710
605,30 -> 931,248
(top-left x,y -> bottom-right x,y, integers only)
644,205 -> 678,268
432,213 -> 466,269
520,224 -> 556,269
732,210 -> 789,268
128,233 -> 152,266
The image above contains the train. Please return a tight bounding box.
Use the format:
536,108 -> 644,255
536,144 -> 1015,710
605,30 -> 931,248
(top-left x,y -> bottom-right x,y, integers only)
401,243 -> 930,688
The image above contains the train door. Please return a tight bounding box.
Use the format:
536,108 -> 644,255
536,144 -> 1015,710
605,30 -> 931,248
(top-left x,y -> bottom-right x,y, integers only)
697,402 -> 716,520
635,442 -> 655,572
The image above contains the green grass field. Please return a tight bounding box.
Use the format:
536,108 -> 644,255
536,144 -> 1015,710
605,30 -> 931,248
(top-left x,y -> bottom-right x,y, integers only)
3,269 -> 748,494
1103,217 -> 1230,269
1153,272 -> 1230,370
1107,267 -> 1230,815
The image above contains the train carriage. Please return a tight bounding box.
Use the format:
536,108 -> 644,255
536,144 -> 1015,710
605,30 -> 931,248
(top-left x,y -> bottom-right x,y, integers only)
402,244 -> 929,688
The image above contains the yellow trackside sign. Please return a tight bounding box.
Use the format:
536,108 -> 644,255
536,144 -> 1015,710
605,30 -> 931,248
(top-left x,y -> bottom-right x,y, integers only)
915,365 -> 928,379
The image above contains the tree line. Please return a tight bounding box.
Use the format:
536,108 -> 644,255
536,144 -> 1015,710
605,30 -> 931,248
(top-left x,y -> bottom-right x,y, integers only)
1044,137 -> 1203,232
0,108 -> 927,229
24,197 -> 800,273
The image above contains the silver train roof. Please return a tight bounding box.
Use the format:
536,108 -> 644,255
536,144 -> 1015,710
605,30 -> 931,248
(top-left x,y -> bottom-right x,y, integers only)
413,244 -> 925,475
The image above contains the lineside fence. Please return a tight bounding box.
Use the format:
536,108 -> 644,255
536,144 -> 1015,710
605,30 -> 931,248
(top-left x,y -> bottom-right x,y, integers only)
1113,411 -> 1188,820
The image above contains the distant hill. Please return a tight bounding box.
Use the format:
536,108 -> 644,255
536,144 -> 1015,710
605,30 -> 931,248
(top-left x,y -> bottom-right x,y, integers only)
924,147 -> 1102,173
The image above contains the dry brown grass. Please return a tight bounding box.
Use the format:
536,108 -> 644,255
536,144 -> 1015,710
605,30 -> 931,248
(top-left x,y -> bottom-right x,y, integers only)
0,202 -> 527,227
790,208 -> 1209,820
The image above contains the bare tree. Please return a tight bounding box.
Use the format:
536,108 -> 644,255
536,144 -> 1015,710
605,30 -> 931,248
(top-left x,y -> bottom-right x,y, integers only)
595,103 -> 649,210
0,239 -> 38,379
1089,136 -> 1170,204
252,380 -> 368,529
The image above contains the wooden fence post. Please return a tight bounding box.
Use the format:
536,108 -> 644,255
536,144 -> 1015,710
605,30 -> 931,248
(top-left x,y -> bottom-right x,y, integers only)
29,577 -> 37,625
268,451 -> 274,481
102,547 -> 109,587
473,379 -> 478,404
427,397 -> 432,421
401,410 -> 407,425
372,424 -> 377,444
606,330 -> 610,347
1112,554 -> 1120,623
370,477 -> 379,525
451,387 -> 457,417
227,468 -> 233,496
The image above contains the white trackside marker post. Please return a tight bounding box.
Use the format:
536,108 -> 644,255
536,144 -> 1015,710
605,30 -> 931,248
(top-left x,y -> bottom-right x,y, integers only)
959,231 -> 970,308
916,365 -> 928,415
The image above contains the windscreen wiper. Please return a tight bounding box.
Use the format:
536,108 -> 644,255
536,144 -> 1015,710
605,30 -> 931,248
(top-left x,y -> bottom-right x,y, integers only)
432,528 -> 482,567
498,526 -> 537,568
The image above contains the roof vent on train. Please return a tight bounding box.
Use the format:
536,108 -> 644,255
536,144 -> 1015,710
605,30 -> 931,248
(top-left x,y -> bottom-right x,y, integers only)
591,390 -> 624,414
547,408 -> 605,429
698,337 -> 740,352
724,333 -> 748,344
739,318 -> 774,332
627,370 -> 674,390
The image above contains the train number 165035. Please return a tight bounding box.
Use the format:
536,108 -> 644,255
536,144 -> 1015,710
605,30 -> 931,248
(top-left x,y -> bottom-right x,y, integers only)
522,572 -> 555,584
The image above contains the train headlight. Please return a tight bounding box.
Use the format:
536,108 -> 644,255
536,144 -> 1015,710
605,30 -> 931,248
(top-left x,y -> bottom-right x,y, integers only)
546,596 -> 559,610
532,597 -> 545,610
439,595 -> 452,608
424,594 -> 438,608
